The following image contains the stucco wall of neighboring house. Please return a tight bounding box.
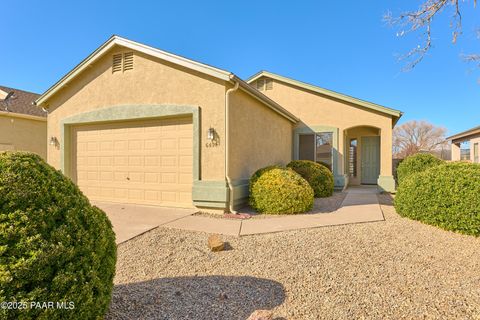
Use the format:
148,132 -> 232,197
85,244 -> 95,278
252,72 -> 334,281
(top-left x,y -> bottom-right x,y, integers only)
256,78 -> 394,182
0,114 -> 47,159
44,45 -> 227,181
470,136 -> 480,163
228,88 -> 293,208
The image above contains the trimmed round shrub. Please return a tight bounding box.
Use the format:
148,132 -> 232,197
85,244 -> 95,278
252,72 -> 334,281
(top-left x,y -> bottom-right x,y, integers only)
396,153 -> 444,185
0,152 -> 117,319
249,166 -> 314,214
395,162 -> 480,237
287,160 -> 334,198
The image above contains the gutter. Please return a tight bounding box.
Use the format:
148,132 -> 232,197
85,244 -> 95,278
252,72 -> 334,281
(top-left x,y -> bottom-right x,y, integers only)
225,78 -> 239,214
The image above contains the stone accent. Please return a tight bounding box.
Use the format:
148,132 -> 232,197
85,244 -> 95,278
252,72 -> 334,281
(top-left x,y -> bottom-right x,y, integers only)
207,234 -> 225,252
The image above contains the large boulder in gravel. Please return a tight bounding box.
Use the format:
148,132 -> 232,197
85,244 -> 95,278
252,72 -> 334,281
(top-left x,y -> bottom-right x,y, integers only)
0,152 -> 117,319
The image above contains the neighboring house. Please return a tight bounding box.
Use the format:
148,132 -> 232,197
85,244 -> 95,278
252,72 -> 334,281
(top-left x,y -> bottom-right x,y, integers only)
34,36 -> 402,212
447,125 -> 480,163
0,85 -> 47,158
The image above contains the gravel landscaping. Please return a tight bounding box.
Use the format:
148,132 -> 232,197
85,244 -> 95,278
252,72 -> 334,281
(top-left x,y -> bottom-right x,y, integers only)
107,194 -> 480,319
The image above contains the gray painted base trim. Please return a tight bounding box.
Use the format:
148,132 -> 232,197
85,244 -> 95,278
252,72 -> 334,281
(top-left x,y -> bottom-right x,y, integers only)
192,180 -> 228,208
334,174 -> 348,191
192,179 -> 250,210
377,175 -> 396,193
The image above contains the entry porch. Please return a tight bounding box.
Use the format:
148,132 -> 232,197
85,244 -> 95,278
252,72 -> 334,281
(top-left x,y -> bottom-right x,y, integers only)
294,125 -> 395,192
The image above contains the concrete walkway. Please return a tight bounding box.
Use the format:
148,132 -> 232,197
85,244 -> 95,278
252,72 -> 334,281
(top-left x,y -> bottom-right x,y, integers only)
97,186 -> 385,244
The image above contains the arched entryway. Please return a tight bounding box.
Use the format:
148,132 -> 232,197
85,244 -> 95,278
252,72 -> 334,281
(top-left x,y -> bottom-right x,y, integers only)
344,126 -> 381,186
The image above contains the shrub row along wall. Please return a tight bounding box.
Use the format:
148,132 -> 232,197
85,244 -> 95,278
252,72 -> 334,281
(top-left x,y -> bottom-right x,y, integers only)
395,154 -> 480,237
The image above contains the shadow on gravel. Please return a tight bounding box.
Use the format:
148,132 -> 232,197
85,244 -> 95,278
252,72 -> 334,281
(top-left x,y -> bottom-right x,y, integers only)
106,275 -> 285,320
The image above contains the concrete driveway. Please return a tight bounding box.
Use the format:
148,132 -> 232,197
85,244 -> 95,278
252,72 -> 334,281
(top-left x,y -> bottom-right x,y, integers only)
93,201 -> 195,244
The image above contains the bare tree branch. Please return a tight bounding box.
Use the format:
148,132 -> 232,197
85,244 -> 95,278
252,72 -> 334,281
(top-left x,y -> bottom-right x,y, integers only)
385,0 -> 477,70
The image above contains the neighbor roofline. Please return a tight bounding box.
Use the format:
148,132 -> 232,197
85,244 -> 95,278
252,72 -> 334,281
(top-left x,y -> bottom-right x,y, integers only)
35,35 -> 233,107
446,125 -> 480,141
246,70 -> 403,121
0,111 -> 47,122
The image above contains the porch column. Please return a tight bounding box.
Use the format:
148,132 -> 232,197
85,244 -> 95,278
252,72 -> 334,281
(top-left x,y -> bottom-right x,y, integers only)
451,142 -> 461,161
377,127 -> 396,192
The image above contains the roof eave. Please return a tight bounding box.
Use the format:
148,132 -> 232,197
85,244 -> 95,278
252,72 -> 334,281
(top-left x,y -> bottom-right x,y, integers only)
35,35 -> 232,107
246,71 -> 403,119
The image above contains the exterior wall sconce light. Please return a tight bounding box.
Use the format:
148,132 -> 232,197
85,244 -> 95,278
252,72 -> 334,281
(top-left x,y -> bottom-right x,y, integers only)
206,127 -> 219,148
49,136 -> 59,147
207,127 -> 215,141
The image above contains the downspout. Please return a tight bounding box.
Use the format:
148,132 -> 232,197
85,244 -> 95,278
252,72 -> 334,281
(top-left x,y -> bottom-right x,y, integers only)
225,78 -> 239,214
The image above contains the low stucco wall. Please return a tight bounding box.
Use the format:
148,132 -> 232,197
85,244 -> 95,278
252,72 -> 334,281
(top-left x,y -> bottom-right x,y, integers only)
0,115 -> 46,159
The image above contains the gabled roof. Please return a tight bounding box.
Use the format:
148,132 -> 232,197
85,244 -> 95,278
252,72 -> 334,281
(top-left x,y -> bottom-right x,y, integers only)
447,125 -> 480,142
247,71 -> 403,122
0,85 -> 46,118
35,36 -> 298,123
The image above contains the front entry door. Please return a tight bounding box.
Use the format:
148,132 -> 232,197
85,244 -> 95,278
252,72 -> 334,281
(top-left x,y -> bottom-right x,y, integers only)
361,136 -> 380,185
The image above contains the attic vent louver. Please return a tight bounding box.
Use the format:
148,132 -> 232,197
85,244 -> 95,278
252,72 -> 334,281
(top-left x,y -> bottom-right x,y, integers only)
112,52 -> 134,73
265,78 -> 273,90
256,79 -> 265,91
123,52 -> 134,71
112,54 -> 122,73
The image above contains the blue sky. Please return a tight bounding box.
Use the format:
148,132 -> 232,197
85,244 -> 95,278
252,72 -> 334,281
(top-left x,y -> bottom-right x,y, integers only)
1,1 -> 479,135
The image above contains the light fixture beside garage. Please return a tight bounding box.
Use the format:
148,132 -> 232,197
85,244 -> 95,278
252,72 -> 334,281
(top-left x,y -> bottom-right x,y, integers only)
206,127 -> 219,147
207,127 -> 215,141
49,136 -> 59,148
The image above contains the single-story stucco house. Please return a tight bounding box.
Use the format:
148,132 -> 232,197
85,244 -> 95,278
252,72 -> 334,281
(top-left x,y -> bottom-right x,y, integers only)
448,125 -> 480,163
0,86 -> 47,158
34,35 -> 402,212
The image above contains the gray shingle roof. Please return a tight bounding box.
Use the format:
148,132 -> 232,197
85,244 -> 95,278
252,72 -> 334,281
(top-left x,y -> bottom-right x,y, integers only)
0,85 -> 46,118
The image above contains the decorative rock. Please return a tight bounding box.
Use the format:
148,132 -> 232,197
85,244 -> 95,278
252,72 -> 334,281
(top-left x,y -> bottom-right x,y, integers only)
207,234 -> 224,252
247,310 -> 273,320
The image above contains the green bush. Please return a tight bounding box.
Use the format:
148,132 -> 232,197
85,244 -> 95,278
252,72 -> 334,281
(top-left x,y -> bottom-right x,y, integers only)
0,152 -> 117,319
395,162 -> 480,237
249,166 -> 314,214
287,160 -> 334,197
396,153 -> 444,185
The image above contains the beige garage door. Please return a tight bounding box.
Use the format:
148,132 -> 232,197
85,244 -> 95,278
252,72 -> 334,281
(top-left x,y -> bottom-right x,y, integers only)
72,117 -> 193,207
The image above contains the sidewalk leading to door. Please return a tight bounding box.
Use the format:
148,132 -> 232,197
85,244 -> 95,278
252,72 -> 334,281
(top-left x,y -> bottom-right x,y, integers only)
100,186 -> 385,244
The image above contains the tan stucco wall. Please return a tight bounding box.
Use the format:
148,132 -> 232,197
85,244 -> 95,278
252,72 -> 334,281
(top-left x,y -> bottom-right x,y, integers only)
257,78 -> 394,177
0,115 -> 47,159
229,88 -> 293,180
45,45 -> 227,180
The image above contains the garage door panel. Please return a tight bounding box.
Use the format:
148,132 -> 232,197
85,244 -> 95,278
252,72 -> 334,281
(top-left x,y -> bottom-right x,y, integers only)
73,117 -> 193,208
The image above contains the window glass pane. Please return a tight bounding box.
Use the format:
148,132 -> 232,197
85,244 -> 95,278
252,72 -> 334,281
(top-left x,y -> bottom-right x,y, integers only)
316,132 -> 332,170
299,134 -> 315,161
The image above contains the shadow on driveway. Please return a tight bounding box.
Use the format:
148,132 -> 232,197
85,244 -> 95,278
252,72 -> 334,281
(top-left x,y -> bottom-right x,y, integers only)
106,275 -> 285,320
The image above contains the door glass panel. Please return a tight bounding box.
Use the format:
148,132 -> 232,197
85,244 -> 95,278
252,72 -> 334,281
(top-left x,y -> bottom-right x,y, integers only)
299,134 -> 315,161
349,139 -> 357,177
316,132 -> 333,170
